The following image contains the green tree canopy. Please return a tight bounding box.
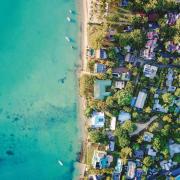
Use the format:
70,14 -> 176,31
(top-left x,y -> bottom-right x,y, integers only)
89,130 -> 108,145
115,127 -> 130,148
122,120 -> 136,133
143,156 -> 153,167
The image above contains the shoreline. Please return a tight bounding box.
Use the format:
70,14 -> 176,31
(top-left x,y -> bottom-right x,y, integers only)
76,0 -> 89,179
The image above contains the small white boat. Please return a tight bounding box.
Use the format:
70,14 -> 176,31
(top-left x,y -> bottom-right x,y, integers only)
58,160 -> 63,166
67,16 -> 71,22
65,36 -> 70,42
69,9 -> 72,14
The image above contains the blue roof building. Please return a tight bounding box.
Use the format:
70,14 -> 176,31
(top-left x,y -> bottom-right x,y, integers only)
118,111 -> 131,123
94,63 -> 106,73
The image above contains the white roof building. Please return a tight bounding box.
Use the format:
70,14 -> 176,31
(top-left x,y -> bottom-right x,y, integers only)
115,81 -> 125,89
135,91 -> 147,109
143,64 -> 158,79
91,112 -> 105,128
110,117 -> 116,131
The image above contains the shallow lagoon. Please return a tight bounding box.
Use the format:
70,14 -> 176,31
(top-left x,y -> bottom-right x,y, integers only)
0,0 -> 80,179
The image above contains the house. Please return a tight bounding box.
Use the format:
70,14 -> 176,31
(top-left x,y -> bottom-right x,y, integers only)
160,160 -> 175,171
134,150 -> 144,159
136,168 -> 143,179
166,41 -> 179,53
109,140 -> 115,152
143,132 -> 154,142
153,99 -> 168,113
96,49 -> 108,59
135,91 -> 147,109
143,64 -> 158,79
94,80 -> 111,100
118,111 -> 131,123
92,150 -> 113,169
127,161 -> 136,179
112,173 -> 121,180
94,63 -> 106,73
112,67 -> 131,81
87,48 -> 95,58
114,158 -> 123,173
142,48 -> 155,60
142,30 -> 159,60
147,145 -> 157,157
165,12 -> 180,26
125,53 -> 136,63
115,81 -> 125,89
169,143 -> 180,157
166,68 -> 176,92
91,112 -> 105,128
110,117 -> 116,131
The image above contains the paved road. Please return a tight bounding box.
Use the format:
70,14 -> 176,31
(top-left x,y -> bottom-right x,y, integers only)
130,115 -> 158,136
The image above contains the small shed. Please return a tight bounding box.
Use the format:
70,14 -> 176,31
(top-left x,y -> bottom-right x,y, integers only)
110,117 -> 116,131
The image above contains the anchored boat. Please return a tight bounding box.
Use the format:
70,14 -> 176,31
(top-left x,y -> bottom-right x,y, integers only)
58,160 -> 63,166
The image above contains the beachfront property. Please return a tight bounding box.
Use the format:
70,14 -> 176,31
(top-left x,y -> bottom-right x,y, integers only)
143,64 -> 158,79
96,49 -> 108,59
94,80 -> 111,100
94,63 -> 106,73
118,111 -> 131,124
165,12 -> 180,26
90,112 -> 105,128
135,91 -> 147,109
92,150 -> 113,169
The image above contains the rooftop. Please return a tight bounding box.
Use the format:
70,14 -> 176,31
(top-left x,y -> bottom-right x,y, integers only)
91,112 -> 105,128
135,91 -> 147,109
118,111 -> 131,123
94,80 -> 111,100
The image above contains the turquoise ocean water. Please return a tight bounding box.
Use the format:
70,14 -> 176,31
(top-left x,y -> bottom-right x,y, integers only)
0,0 -> 81,179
